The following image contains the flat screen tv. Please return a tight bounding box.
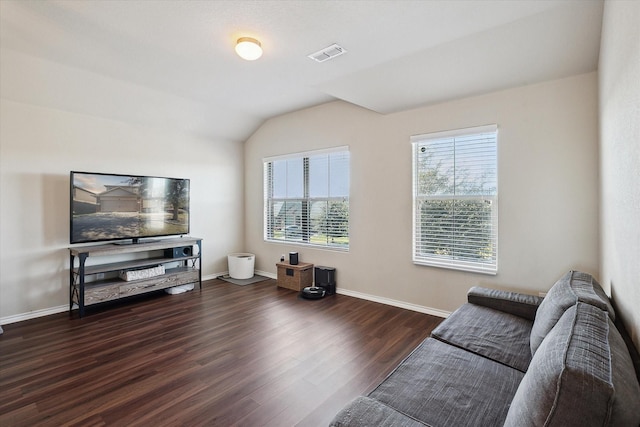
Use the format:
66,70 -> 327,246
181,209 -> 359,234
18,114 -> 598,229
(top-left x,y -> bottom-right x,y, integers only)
70,171 -> 190,244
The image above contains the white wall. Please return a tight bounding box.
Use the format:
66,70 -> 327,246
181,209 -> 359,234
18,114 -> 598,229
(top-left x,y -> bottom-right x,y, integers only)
599,0 -> 640,348
245,73 -> 600,314
0,50 -> 244,322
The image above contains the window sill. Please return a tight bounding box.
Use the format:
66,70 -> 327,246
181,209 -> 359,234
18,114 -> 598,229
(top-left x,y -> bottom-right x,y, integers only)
265,239 -> 349,252
413,258 -> 497,275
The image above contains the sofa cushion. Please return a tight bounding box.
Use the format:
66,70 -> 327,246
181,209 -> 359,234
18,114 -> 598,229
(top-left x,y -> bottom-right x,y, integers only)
368,338 -> 524,427
530,270 -> 615,355
504,303 -> 640,427
467,286 -> 543,321
329,396 -> 432,427
431,303 -> 533,372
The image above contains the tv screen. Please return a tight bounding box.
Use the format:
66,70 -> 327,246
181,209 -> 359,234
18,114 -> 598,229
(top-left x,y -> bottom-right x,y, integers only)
70,171 -> 190,244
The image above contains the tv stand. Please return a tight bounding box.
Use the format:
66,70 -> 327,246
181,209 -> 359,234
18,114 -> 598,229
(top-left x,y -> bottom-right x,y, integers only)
69,237 -> 202,317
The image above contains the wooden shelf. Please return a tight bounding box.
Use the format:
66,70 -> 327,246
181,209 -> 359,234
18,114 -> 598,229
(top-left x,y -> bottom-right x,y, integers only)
69,237 -> 202,317
77,255 -> 200,276
84,267 -> 200,306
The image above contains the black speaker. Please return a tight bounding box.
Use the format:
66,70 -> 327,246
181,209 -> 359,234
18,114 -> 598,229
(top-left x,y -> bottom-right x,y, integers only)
289,252 -> 299,265
164,246 -> 192,258
315,266 -> 336,295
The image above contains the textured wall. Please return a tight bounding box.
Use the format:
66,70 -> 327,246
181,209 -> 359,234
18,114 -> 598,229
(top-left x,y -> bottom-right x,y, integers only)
245,73 -> 600,314
599,0 -> 640,348
0,50 -> 244,321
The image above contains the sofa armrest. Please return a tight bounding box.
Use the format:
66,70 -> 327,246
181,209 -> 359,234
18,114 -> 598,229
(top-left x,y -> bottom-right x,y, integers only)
467,287 -> 543,321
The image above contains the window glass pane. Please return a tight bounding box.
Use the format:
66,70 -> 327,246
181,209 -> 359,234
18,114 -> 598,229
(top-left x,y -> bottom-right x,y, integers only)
309,200 -> 328,244
453,199 -> 495,262
418,199 -> 454,256
269,200 -> 303,241
272,158 -> 304,198
454,134 -> 497,196
418,199 -> 494,260
412,126 -> 497,274
271,160 -> 287,198
416,140 -> 454,196
265,148 -> 349,250
309,155 -> 329,198
309,200 -> 349,247
283,200 -> 303,240
329,152 -> 350,197
268,200 -> 284,240
286,158 -> 304,198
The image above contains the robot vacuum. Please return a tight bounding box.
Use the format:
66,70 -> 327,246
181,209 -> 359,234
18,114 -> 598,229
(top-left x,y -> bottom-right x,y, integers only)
301,286 -> 326,299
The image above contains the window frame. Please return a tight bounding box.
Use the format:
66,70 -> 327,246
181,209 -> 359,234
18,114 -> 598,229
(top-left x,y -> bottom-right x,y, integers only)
411,125 -> 498,275
263,146 -> 350,251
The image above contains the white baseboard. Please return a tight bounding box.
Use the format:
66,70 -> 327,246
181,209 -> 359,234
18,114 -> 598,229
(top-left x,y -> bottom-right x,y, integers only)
203,272 -> 223,281
255,269 -> 277,279
1,305 -> 68,325
210,270 -> 448,318
1,273 -> 449,326
336,288 -> 451,318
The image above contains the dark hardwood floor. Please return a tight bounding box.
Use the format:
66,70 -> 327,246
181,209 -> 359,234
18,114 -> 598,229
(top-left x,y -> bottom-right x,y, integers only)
0,279 -> 442,426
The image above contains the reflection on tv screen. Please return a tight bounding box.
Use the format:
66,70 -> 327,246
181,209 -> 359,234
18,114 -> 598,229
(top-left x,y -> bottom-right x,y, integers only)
70,171 -> 190,244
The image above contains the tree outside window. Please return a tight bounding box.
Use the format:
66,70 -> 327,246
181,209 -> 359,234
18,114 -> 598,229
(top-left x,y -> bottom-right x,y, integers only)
412,126 -> 498,274
265,148 -> 350,250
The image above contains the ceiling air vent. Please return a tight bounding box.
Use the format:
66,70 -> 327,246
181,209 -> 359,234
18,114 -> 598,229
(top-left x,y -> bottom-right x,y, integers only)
307,43 -> 347,63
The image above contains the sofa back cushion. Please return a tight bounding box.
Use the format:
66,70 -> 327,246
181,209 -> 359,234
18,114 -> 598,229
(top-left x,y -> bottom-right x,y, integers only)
431,303 -> 533,372
530,270 -> 614,355
504,303 -> 640,427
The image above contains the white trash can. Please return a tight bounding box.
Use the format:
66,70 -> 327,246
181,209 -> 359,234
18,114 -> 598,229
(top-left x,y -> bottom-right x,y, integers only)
227,253 -> 255,279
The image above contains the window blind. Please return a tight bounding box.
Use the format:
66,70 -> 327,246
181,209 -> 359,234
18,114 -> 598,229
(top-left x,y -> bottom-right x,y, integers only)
411,125 -> 498,274
264,147 -> 349,250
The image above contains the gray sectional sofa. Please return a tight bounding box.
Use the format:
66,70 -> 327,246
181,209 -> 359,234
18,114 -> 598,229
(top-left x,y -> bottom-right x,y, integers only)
330,271 -> 640,427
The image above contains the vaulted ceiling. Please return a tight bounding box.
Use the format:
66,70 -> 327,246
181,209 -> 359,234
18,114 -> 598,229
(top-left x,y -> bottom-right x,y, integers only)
0,0 -> 604,142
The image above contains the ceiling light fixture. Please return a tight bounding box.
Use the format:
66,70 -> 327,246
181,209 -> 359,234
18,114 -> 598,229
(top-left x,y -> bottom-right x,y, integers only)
235,37 -> 263,61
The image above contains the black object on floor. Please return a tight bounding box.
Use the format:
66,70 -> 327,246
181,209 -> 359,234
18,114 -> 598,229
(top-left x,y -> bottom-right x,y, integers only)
301,286 -> 326,299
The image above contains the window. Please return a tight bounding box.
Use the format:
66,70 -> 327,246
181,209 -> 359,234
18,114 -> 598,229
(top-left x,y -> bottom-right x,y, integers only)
412,125 -> 498,274
264,147 -> 350,250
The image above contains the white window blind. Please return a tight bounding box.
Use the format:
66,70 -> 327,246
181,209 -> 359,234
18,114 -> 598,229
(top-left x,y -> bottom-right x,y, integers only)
264,147 -> 349,250
411,125 -> 498,274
